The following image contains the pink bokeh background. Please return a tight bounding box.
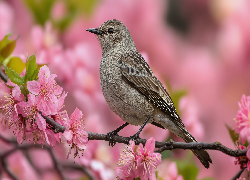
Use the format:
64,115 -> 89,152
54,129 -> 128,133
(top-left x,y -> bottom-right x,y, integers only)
1,0 -> 250,179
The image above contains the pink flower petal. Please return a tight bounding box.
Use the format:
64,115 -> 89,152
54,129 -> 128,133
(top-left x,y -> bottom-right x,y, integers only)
63,130 -> 73,141
36,112 -> 46,130
145,137 -> 155,153
27,81 -> 40,95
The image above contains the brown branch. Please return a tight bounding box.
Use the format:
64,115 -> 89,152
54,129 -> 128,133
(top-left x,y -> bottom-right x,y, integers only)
231,168 -> 246,180
87,132 -> 247,157
0,144 -> 66,180
62,163 -> 94,180
39,111 -> 65,133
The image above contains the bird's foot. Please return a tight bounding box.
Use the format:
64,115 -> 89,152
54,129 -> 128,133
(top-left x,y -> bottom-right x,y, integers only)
126,133 -> 140,144
107,130 -> 118,147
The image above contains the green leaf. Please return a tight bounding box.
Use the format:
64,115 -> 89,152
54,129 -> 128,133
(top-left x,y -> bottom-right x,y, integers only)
25,54 -> 37,81
161,150 -> 171,160
31,67 -> 40,80
6,57 -> 25,74
171,89 -> 187,115
4,83 -> 14,89
226,124 -> 249,147
24,0 -> 56,25
225,124 -> 239,145
4,65 -> 24,85
175,152 -> 199,180
0,34 -> 17,61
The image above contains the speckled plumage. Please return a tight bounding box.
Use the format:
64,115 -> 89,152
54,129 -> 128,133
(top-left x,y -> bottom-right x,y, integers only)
87,19 -> 212,168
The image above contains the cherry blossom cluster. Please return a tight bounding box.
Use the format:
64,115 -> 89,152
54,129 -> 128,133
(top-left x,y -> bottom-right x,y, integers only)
115,137 -> 161,180
234,143 -> 250,171
234,94 -> 250,171
1,61 -> 88,158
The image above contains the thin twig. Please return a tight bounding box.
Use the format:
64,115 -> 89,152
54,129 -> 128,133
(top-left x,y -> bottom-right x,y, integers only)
231,168 -> 246,180
0,134 -> 18,145
0,144 -> 66,180
0,68 -> 8,83
47,148 -> 66,180
39,111 -> 65,133
62,163 -> 95,180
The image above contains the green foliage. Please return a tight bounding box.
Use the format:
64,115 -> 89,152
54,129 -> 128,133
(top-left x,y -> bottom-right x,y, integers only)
0,34 -> 17,63
225,124 -> 249,147
24,0 -> 99,31
175,152 -> 199,180
4,65 -> 24,85
225,124 -> 239,146
6,57 -> 25,74
24,0 -> 56,26
24,55 -> 38,82
161,150 -> 172,160
164,79 -> 187,115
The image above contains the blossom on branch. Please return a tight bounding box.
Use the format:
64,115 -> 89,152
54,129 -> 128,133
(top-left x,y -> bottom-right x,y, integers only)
234,143 -> 250,171
17,94 -> 46,130
115,140 -> 139,180
116,137 -> 161,180
27,65 -> 63,115
65,108 -> 88,158
1,85 -> 25,128
235,95 -> 250,144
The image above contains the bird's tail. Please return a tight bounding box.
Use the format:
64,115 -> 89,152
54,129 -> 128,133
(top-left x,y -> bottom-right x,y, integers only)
183,130 -> 212,169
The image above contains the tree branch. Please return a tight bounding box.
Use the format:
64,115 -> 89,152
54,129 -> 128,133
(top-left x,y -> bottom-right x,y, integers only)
87,132 -> 247,157
231,168 -> 246,180
0,143 -> 66,180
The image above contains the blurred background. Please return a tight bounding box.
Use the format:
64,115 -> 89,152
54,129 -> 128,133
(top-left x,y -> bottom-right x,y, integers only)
0,0 -> 250,179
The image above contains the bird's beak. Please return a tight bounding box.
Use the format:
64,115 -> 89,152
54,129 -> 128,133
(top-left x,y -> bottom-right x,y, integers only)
86,28 -> 103,35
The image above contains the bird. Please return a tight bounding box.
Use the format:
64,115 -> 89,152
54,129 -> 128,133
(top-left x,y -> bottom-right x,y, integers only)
86,19 -> 212,168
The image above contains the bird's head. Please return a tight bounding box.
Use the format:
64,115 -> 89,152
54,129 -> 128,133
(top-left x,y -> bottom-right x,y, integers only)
87,19 -> 136,54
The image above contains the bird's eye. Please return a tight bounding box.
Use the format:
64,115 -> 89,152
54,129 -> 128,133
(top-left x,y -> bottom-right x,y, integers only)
108,28 -> 114,34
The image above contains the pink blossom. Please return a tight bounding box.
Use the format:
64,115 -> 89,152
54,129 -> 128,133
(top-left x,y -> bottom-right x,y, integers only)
25,128 -> 56,146
1,85 -> 24,127
27,65 -> 63,115
234,143 -> 250,171
66,108 -> 88,158
17,94 -> 46,130
116,138 -> 161,180
137,137 -> 161,180
115,140 -> 139,179
157,160 -> 184,180
235,95 -> 250,144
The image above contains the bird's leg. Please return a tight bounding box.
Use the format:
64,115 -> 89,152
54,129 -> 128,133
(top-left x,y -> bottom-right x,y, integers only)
107,122 -> 129,147
128,116 -> 151,143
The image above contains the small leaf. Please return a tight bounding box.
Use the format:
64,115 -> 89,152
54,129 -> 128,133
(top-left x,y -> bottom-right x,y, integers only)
225,124 -> 239,145
4,83 -> 14,89
171,89 -> 187,115
25,54 -> 37,81
4,65 -> 24,85
31,67 -> 40,80
7,57 -> 25,74
0,34 -> 17,61
38,63 -> 48,69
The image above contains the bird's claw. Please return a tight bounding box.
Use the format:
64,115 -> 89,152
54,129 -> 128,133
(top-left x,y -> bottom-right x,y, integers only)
107,131 -> 118,147
126,134 -> 140,144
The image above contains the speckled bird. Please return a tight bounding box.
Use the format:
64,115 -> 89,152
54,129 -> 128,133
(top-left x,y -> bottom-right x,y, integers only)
87,19 -> 212,168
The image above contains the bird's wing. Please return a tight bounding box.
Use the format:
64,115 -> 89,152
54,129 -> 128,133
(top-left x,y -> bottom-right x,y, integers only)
119,52 -> 185,129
